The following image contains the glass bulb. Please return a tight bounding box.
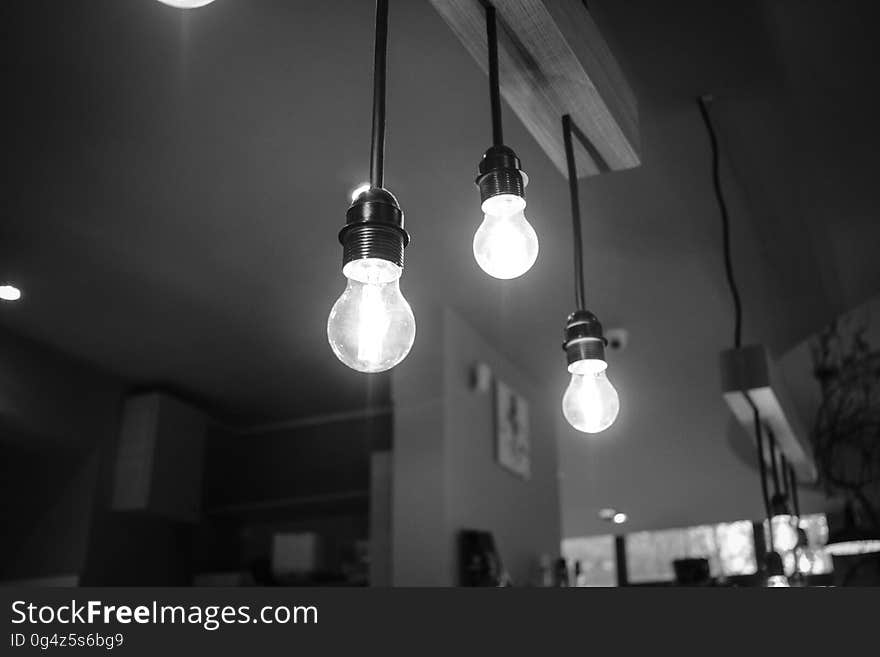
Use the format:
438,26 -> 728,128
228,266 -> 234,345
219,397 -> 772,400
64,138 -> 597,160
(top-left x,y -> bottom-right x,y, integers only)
562,359 -> 620,434
769,515 -> 799,552
0,285 -> 22,301
766,575 -> 790,588
327,258 -> 415,373
473,194 -> 538,279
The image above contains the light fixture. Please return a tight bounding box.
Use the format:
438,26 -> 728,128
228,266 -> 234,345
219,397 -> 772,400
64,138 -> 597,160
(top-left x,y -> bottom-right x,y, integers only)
763,551 -> 790,587
0,285 -> 22,302
472,4 -> 538,280
766,443 -> 799,552
156,0 -> 216,8
824,503 -> 880,557
598,508 -> 627,524
560,115 -> 619,434
788,527 -> 813,585
698,96 -> 799,586
327,0 -> 414,373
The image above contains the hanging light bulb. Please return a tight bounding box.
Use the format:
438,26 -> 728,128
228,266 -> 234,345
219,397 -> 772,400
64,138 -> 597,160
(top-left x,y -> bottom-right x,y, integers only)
328,190 -> 414,373
327,1 -> 413,374
558,115 -> 619,435
561,310 -> 620,434
472,5 -> 538,279
766,454 -> 799,552
787,527 -> 813,585
563,366 -> 620,434
768,513 -> 799,553
474,154 -> 537,279
763,551 -> 790,587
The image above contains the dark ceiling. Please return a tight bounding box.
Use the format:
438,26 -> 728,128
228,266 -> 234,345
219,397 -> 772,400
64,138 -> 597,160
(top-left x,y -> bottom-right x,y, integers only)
2,0 -> 879,535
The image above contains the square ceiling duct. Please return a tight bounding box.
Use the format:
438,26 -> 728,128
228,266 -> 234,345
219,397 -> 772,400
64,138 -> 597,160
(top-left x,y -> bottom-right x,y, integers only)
430,0 -> 641,177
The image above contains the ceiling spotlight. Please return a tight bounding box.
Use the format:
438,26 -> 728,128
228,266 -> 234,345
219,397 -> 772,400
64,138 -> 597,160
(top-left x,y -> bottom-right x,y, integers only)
598,508 -> 627,524
763,551 -> 790,587
0,285 -> 22,302
156,0 -> 216,8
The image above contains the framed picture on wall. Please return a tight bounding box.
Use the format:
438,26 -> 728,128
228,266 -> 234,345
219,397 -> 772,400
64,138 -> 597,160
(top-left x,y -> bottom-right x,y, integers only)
494,380 -> 531,479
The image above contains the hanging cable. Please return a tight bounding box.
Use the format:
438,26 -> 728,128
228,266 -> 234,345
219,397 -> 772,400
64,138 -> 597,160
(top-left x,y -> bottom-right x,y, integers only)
768,429 -> 782,497
788,463 -> 800,518
562,115 -> 587,310
744,393 -> 774,552
485,3 -> 504,146
697,96 -> 743,349
779,451 -> 789,499
369,0 -> 389,188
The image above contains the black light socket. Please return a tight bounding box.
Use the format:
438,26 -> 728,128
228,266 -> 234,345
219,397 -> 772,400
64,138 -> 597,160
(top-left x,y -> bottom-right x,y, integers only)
769,493 -> 790,517
763,550 -> 785,577
475,144 -> 527,205
563,309 -> 607,366
339,187 -> 409,269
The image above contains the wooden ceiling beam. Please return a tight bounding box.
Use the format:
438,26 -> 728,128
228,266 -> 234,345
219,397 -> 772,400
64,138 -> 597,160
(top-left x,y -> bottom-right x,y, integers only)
430,0 -> 640,178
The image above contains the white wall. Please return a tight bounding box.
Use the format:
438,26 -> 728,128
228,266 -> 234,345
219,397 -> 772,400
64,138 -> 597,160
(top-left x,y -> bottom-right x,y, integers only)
392,306 -> 561,586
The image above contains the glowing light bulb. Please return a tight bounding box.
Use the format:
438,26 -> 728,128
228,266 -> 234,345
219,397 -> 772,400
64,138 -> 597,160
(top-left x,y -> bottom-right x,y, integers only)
562,359 -> 619,434
766,575 -> 790,588
0,285 -> 22,301
327,258 -> 415,373
157,0 -> 216,7
769,515 -> 799,552
473,194 -> 538,279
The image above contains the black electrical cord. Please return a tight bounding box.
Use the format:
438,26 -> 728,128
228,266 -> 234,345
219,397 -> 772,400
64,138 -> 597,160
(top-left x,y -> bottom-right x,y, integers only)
744,393 -> 775,552
562,114 -> 587,311
697,96 -> 743,349
699,95 -> 775,555
486,3 -> 504,146
779,451 -> 789,499
768,430 -> 782,497
369,0 -> 389,189
788,463 -> 800,518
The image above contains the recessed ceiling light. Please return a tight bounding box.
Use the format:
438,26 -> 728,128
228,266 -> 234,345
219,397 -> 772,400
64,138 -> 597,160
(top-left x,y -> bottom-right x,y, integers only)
0,285 -> 22,302
350,183 -> 371,202
156,0 -> 216,8
598,508 -> 628,524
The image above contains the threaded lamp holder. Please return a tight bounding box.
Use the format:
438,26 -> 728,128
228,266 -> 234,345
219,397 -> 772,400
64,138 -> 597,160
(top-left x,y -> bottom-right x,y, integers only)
563,309 -> 607,366
475,144 -> 527,205
339,187 -> 409,269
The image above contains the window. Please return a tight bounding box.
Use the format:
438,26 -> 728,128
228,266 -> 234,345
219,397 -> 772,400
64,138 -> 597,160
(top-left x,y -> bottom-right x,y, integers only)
561,535 -> 616,587
625,520 -> 757,583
